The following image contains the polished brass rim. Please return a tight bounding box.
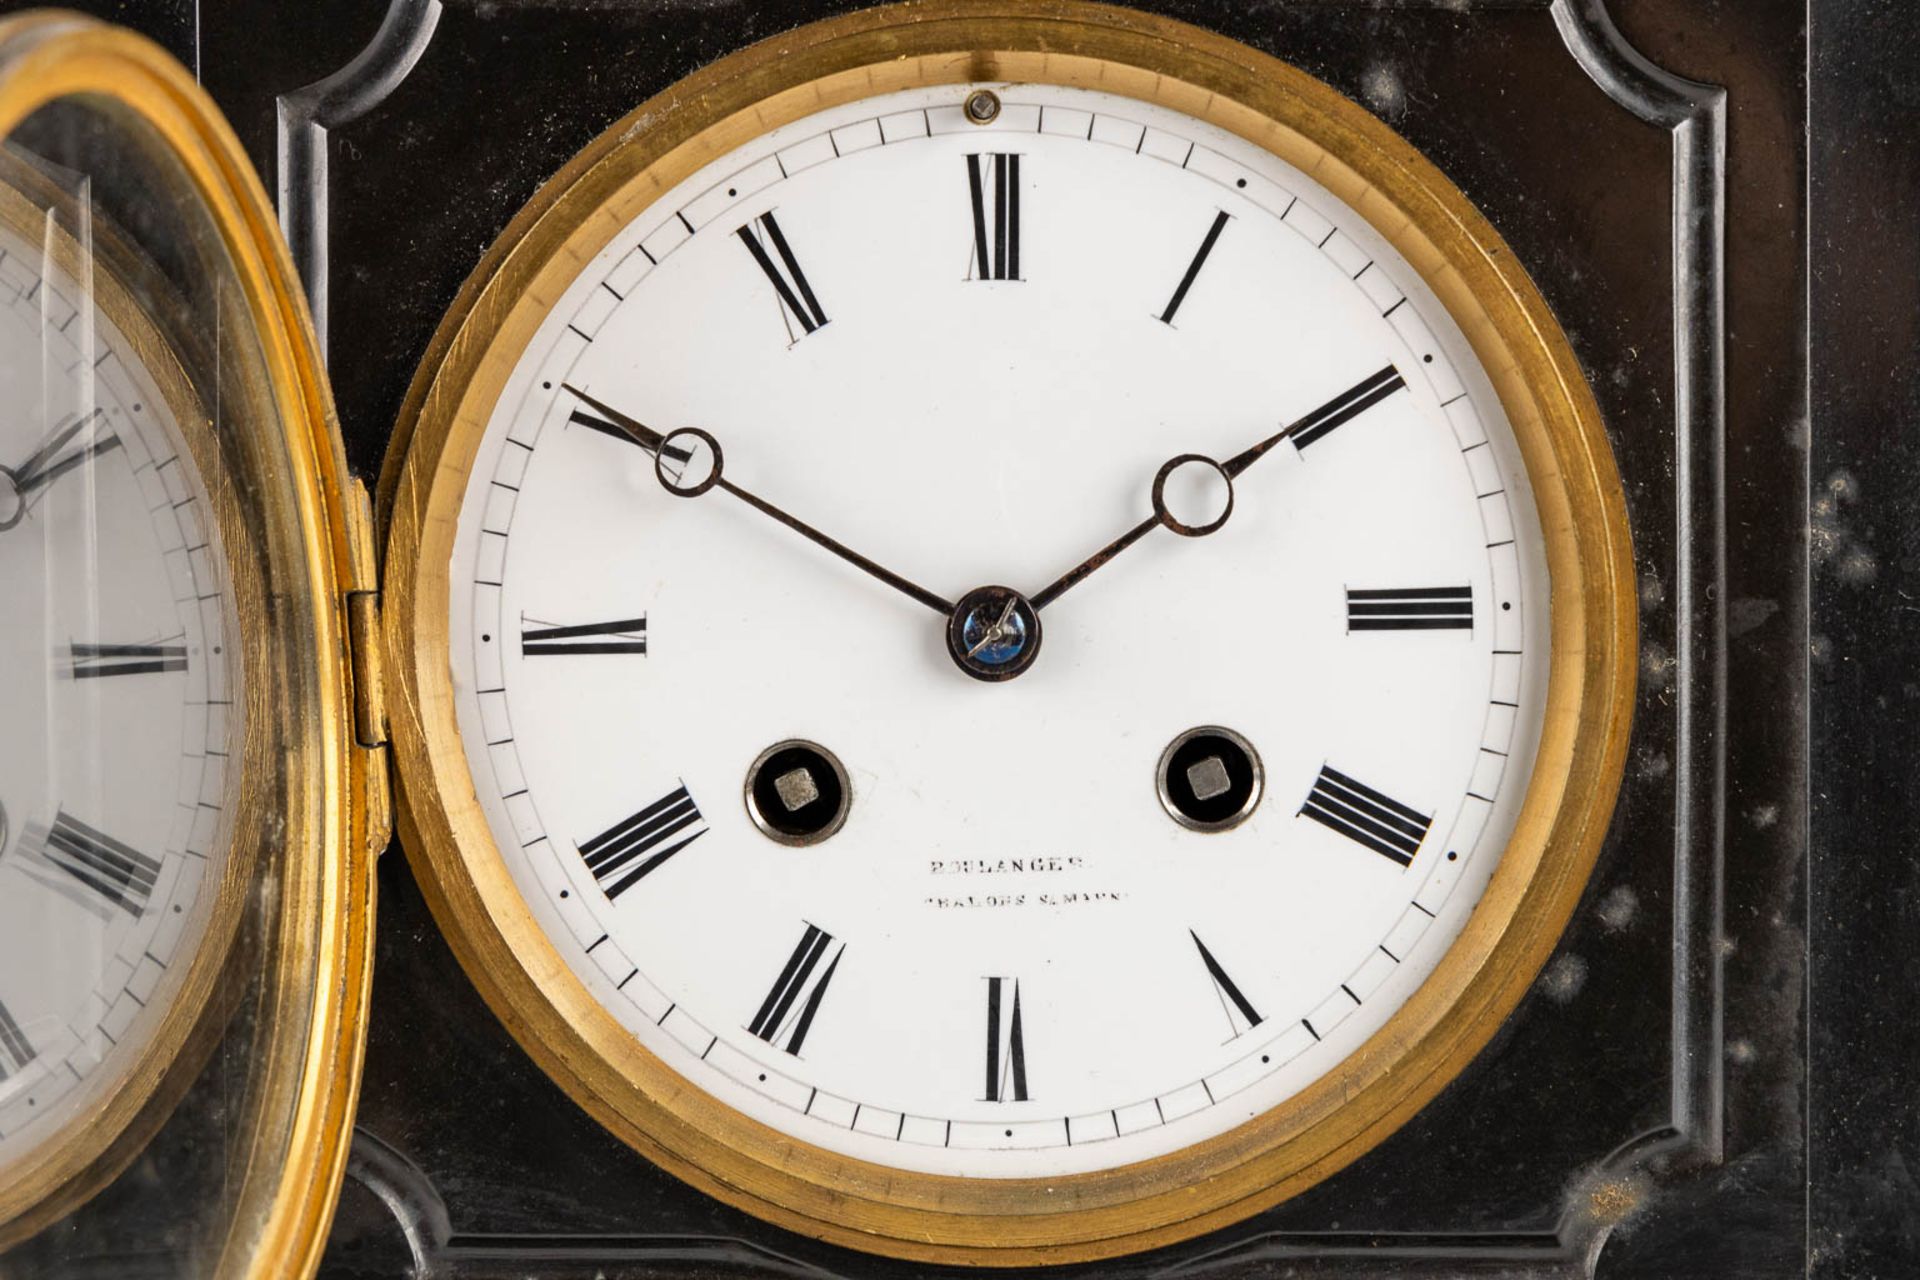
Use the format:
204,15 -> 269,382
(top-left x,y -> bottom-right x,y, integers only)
382,1 -> 1636,1263
0,15 -> 374,1279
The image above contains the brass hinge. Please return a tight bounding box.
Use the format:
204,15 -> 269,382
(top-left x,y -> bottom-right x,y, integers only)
343,477 -> 393,857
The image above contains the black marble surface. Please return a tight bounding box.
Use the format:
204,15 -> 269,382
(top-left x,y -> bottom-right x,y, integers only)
1807,2 -> 1920,1276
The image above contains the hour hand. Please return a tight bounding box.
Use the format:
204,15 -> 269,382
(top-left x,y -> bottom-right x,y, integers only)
561,386 -> 955,617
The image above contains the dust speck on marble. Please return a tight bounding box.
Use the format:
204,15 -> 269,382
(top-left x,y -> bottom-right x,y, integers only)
1812,468 -> 1876,585
1361,63 -> 1407,116
1540,953 -> 1587,1004
1596,885 -> 1638,931
1640,642 -> 1676,690
1564,1167 -> 1651,1232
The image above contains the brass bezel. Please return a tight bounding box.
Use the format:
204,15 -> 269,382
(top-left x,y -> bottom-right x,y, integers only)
381,1 -> 1636,1264
0,14 -> 376,1279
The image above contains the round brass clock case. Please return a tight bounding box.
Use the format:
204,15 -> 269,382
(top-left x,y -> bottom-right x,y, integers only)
382,1 -> 1636,1264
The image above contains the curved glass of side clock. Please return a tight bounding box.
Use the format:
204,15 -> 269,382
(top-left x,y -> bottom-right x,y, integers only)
0,15 -> 371,1278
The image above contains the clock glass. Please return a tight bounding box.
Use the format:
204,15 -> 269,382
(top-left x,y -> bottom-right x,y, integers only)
0,61 -> 363,1263
0,157 -> 249,1228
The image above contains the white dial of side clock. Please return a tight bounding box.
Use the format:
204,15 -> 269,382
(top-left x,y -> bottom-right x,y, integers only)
0,234 -> 239,1175
449,82 -> 1550,1177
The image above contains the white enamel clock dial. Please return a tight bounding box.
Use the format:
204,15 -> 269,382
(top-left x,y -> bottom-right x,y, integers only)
0,227 -> 240,1180
444,80 -> 1551,1178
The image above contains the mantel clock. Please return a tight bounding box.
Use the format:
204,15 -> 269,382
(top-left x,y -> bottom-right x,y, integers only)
0,2 -> 1637,1270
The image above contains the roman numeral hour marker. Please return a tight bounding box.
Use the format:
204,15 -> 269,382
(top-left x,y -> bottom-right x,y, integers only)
29,810 -> 163,917
1300,766 -> 1432,866
68,641 -> 188,678
966,153 -> 1022,281
578,785 -> 708,899
0,1001 -> 35,1080
747,923 -> 844,1056
983,976 -> 1030,1102
1191,931 -> 1264,1038
738,211 -> 829,337
1291,365 -> 1407,450
1346,586 -> 1473,631
521,616 -> 648,656
568,407 -> 694,462
1159,210 -> 1231,324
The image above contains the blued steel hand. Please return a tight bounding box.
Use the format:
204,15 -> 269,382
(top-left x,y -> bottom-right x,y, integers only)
565,386 -> 956,616
1028,510 -> 1162,611
1028,365 -> 1405,610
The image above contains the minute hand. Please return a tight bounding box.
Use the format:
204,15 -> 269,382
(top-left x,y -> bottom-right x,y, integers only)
1027,364 -> 1407,611
564,386 -> 956,617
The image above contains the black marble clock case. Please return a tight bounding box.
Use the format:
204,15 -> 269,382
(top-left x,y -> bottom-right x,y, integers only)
12,0 -> 1880,1276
